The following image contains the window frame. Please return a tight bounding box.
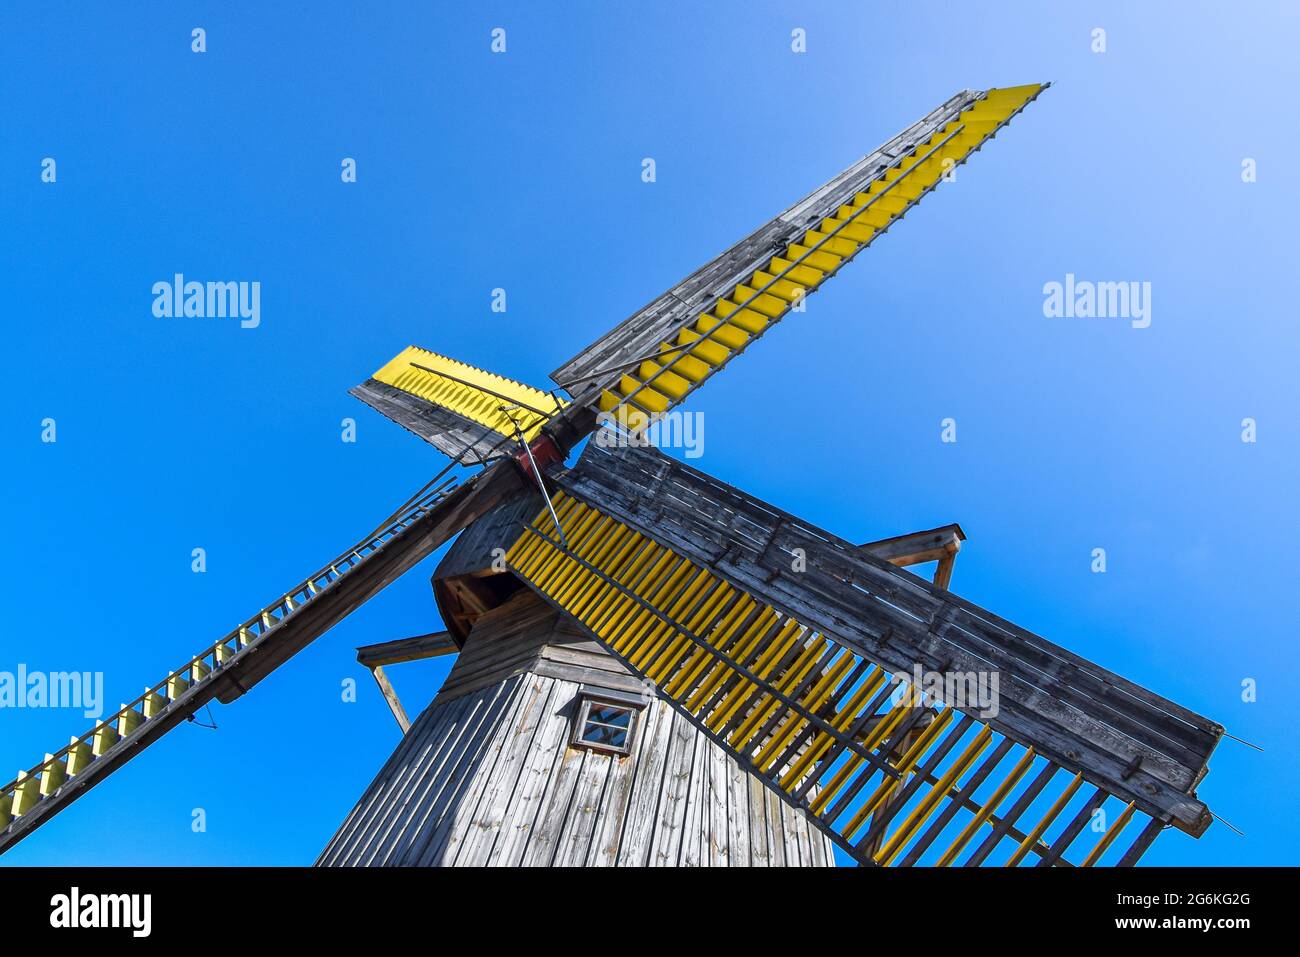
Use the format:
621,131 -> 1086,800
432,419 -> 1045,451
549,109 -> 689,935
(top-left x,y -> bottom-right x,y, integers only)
570,687 -> 645,756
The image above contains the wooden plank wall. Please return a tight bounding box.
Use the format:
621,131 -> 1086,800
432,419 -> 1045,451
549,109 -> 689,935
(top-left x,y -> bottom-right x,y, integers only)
434,590 -> 646,702
318,671 -> 835,867
318,590 -> 836,867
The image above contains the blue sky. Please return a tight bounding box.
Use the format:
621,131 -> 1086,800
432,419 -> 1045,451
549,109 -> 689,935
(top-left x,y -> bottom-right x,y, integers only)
2,2 -> 1295,866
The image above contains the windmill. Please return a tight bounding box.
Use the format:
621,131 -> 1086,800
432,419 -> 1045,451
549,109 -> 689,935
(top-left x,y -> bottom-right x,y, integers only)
1,84 -> 1223,867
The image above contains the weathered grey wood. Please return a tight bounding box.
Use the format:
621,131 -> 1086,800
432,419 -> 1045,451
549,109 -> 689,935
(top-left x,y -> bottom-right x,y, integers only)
212,460 -> 523,705
451,678 -> 554,865
707,738 -> 729,866
521,728 -> 587,866
860,524 -> 965,566
726,745 -> 751,866
406,681 -> 531,866
548,91 -> 980,394
587,716 -> 644,865
432,678 -> 542,866
319,592 -> 834,867
316,693 -> 465,865
350,379 -> 511,464
320,686 -> 493,866
553,749 -> 611,865
436,590 -> 646,702
434,492 -> 543,582
680,733 -> 710,867
748,774 -> 771,866
356,632 -> 457,668
488,680 -> 574,866
611,697 -> 674,867
551,442 -> 1221,835
368,665 -> 411,733
648,709 -> 700,866
765,787 -> 786,867
330,689 -> 483,865
861,523 -> 965,590
780,799 -> 805,866
373,681 -> 521,866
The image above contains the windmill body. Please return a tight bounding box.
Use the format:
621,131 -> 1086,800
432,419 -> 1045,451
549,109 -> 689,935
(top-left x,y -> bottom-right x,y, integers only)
1,84 -> 1225,868
323,588 -> 835,866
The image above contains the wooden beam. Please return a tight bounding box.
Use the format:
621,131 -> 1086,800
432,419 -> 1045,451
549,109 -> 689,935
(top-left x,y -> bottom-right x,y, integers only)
210,460 -> 523,705
356,631 -> 458,668
860,524 -> 965,589
358,632 -> 461,733
0,463 -> 526,857
349,379 -> 509,464
369,665 -> 411,733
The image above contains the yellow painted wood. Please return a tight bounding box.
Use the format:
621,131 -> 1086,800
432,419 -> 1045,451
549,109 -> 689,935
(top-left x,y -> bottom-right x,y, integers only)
749,271 -> 807,301
142,689 -> 167,719
936,746 -> 1036,866
91,722 -> 119,757
784,243 -> 842,273
38,755 -> 66,797
501,433 -> 1157,865
843,709 -> 956,840
808,695 -> 916,816
372,345 -> 563,443
117,706 -> 142,737
729,627 -> 819,748
754,652 -> 855,774
874,727 -> 994,864
1002,771 -> 1084,867
11,773 -> 38,817
778,667 -> 888,791
65,738 -> 92,776
166,673 -> 188,700
693,315 -> 751,349
873,722 -> 993,868
1081,802 -> 1138,867
592,84 -> 1044,434
637,360 -> 690,399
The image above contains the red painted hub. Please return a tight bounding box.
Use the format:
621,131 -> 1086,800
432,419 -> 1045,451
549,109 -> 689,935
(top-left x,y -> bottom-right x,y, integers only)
513,433 -> 565,483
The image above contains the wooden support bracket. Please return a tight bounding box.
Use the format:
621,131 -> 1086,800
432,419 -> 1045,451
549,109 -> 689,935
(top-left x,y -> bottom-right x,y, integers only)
356,631 -> 459,733
860,523 -> 966,590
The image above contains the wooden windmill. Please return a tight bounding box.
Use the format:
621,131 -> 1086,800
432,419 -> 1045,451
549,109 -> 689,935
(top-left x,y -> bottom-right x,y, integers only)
1,84 -> 1223,867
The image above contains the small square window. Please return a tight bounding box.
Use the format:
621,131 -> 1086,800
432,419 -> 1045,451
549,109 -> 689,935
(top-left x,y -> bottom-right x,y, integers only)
571,690 -> 643,755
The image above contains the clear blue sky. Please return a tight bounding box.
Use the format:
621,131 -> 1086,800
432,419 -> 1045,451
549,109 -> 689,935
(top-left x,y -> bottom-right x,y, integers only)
2,2 -> 1295,866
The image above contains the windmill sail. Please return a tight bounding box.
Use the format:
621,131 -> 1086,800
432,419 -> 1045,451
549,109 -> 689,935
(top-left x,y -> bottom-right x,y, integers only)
0,465 -> 526,856
550,85 -> 1047,431
505,442 -> 1221,866
352,346 -> 566,463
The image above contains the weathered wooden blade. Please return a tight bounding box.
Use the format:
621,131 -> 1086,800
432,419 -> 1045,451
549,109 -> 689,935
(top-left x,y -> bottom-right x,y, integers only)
0,460 -> 526,856
549,85 -> 1048,432
352,345 -> 566,463
504,442 -> 1222,867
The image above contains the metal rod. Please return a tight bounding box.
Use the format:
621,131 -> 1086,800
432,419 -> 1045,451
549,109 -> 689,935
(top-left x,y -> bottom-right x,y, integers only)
501,405 -> 569,551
